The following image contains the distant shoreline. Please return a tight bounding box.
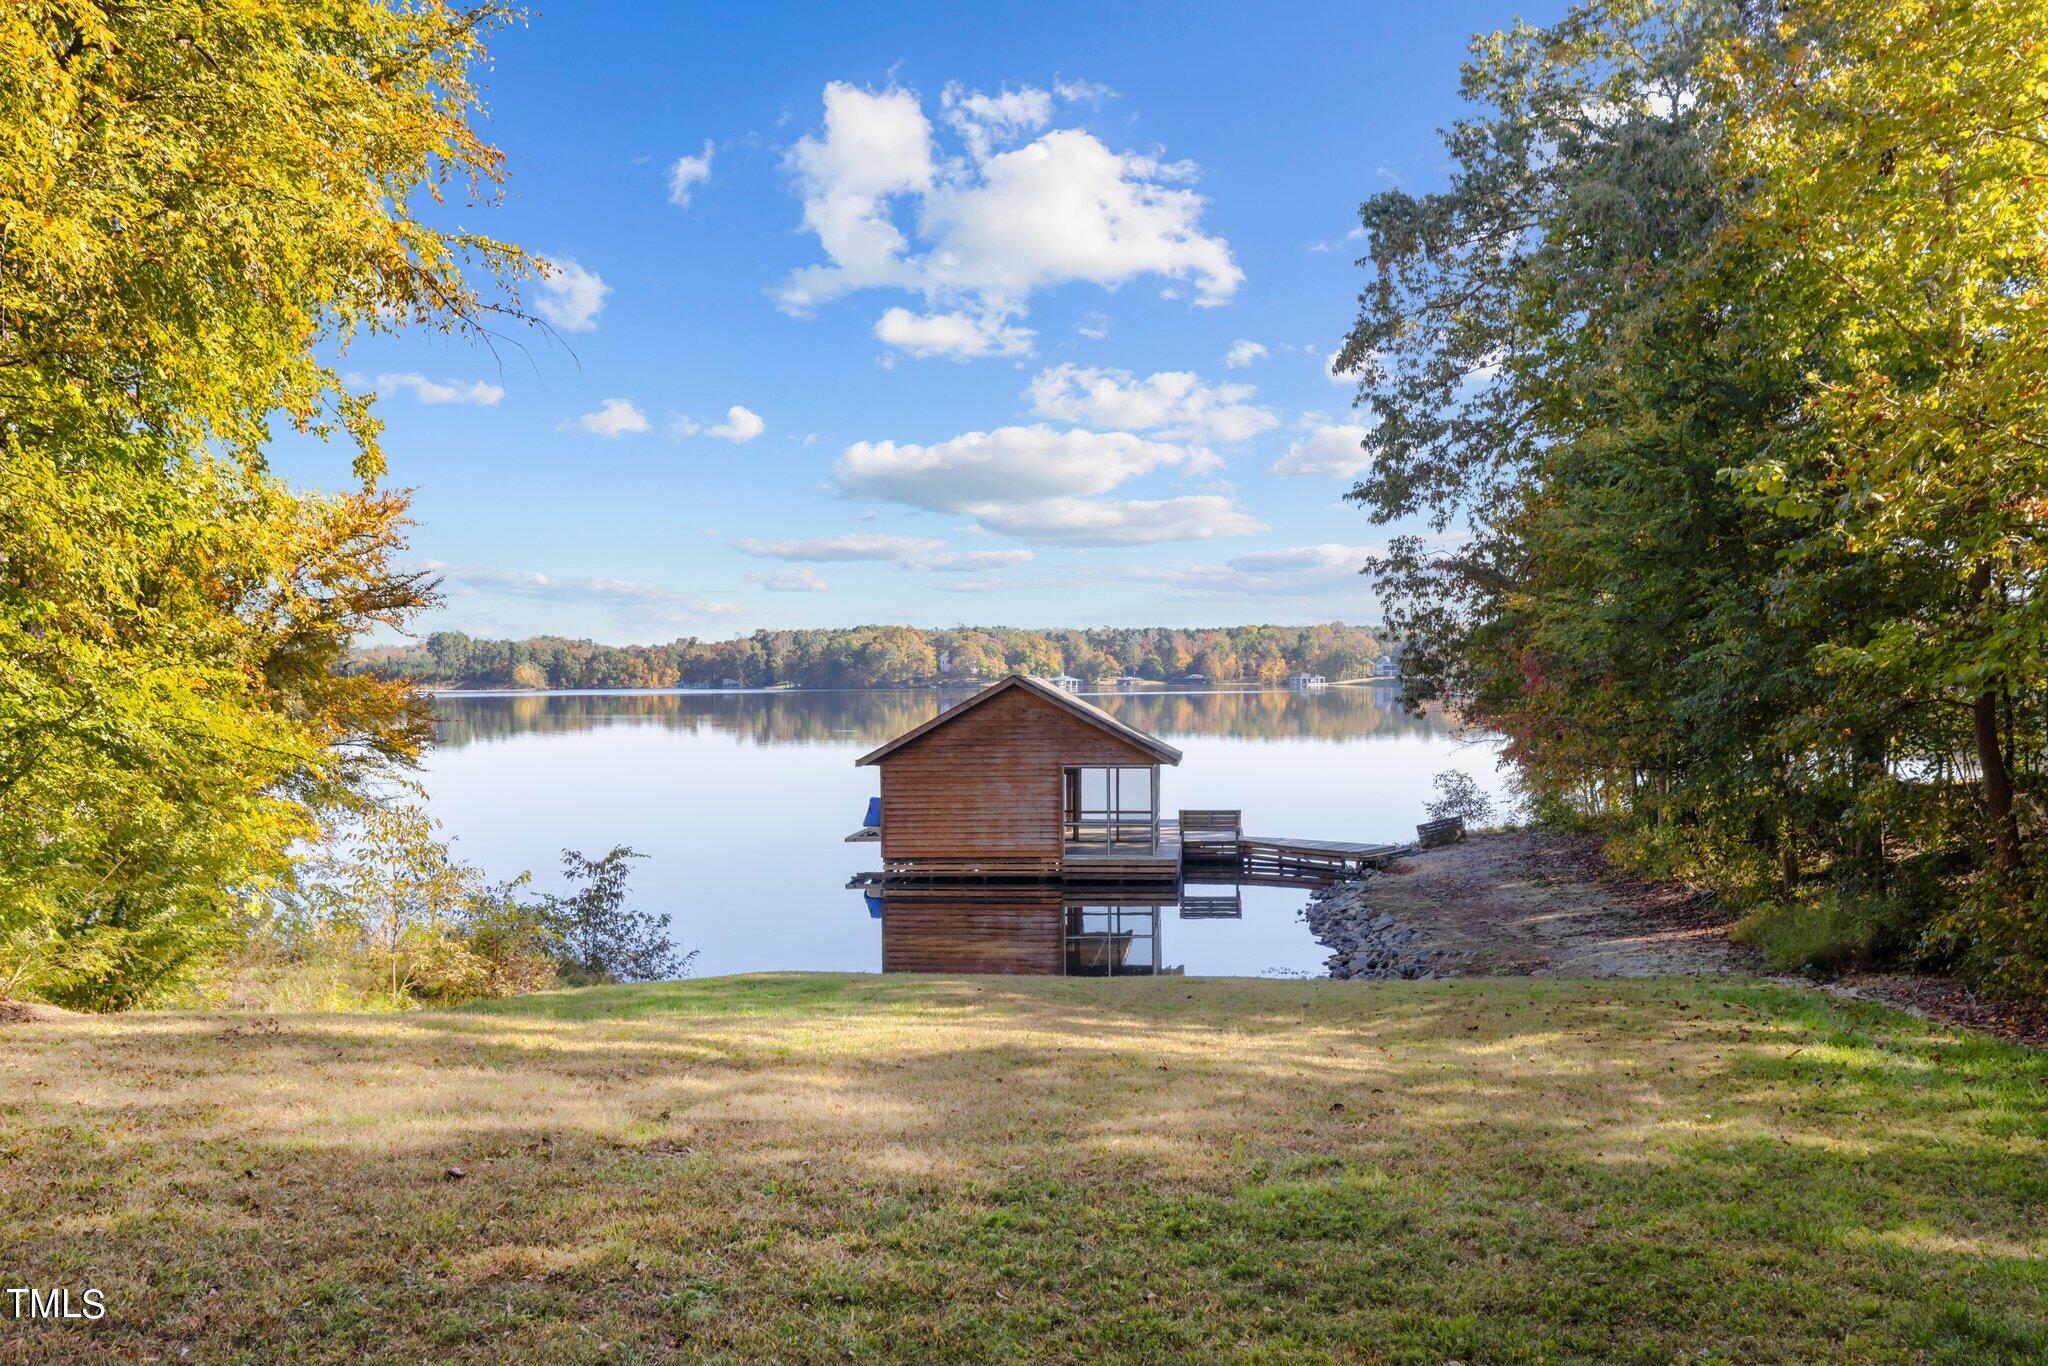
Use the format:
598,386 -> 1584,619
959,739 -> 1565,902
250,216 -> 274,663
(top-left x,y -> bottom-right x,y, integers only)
425,678 -> 1404,699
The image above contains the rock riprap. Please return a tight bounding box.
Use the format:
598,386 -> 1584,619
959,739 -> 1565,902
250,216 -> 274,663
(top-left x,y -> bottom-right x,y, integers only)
1305,872 -> 1458,980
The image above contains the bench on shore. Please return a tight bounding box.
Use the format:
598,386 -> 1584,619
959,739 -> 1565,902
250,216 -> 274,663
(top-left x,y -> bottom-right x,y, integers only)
1416,816 -> 1465,849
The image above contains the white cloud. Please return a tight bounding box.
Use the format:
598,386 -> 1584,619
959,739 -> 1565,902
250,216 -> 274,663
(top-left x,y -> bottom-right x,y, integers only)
919,131 -> 1240,305
536,258 -> 610,333
838,424 -> 1191,505
423,561 -> 741,620
668,139 -> 714,207
733,533 -> 945,562
1119,543 -> 1381,597
1076,311 -> 1110,340
1053,77 -> 1118,106
1222,340 -> 1267,369
1272,422 -> 1374,479
778,82 -> 1241,330
1325,348 -> 1354,386
710,405 -> 765,442
874,306 -> 1035,360
779,84 -> 934,311
917,548 -> 1035,572
976,495 -> 1264,546
834,424 -> 1256,545
732,533 -> 1035,575
746,568 -> 828,592
375,372 -> 504,406
672,404 -> 765,443
563,398 -> 649,438
1026,364 -> 1277,444
941,83 -> 1053,161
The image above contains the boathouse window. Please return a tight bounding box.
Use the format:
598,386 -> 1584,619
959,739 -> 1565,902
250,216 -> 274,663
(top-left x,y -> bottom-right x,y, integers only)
1062,766 -> 1158,849
1064,903 -> 1160,975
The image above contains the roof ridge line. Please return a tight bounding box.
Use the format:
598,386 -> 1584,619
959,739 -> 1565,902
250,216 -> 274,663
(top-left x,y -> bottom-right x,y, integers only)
855,672 -> 1182,767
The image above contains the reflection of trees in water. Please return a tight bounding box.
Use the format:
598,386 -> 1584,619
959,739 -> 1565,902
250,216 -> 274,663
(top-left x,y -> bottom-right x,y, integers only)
1102,689 -> 1454,743
431,686 -> 1457,750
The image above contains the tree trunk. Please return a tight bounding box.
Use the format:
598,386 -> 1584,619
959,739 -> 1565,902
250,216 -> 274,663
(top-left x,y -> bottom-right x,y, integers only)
1848,727 -> 1887,884
1974,685 -> 2021,874
1965,562 -> 2021,874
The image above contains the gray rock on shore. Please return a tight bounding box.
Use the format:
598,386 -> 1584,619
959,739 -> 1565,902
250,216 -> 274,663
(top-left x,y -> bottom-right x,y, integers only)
1304,873 -> 1456,981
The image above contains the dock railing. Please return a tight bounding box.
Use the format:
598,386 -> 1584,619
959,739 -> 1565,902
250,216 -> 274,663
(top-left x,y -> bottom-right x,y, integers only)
1177,809 -> 1242,854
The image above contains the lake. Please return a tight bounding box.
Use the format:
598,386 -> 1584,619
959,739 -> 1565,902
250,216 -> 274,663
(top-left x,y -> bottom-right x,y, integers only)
422,686 -> 1507,979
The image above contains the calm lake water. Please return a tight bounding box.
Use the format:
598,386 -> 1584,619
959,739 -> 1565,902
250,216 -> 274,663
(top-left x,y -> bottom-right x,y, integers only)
421,686 -> 1507,979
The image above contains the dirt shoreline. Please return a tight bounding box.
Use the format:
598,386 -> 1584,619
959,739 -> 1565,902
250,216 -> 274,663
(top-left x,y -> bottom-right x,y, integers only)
1314,830 -> 2046,1047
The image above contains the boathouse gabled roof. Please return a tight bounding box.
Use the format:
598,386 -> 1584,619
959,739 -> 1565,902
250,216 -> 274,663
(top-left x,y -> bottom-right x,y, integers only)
855,673 -> 1183,767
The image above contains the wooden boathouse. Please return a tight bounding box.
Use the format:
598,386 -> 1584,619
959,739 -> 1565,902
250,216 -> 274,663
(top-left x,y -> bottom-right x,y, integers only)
855,672 -> 1184,881
851,673 -> 1399,886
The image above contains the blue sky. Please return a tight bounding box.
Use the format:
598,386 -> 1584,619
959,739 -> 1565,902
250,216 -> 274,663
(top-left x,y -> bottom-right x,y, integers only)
273,0 -> 1560,645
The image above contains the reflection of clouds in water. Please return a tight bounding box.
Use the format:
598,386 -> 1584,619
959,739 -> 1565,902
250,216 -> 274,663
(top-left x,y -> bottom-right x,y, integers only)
431,686 -> 1460,751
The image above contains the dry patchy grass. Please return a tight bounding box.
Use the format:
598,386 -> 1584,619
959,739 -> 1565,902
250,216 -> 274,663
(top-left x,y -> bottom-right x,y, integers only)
3,975 -> 2045,1362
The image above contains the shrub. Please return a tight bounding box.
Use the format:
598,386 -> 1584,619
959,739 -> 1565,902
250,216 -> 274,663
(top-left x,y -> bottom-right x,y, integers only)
545,847 -> 695,985
1424,770 -> 1496,827
1922,871 -> 2048,1004
209,799 -> 573,1010
1731,885 -> 1937,976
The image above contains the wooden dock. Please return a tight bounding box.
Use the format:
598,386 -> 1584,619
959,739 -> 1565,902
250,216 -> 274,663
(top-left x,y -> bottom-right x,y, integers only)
1200,834 -> 1403,879
1177,809 -> 1403,880
850,810 -> 1403,891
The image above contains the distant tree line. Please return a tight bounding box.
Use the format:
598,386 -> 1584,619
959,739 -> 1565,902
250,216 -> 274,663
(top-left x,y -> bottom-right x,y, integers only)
428,683 -> 1448,751
347,624 -> 1394,692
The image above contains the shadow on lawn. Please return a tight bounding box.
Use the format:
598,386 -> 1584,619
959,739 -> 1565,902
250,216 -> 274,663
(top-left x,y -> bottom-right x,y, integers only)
4,976 -> 2044,1361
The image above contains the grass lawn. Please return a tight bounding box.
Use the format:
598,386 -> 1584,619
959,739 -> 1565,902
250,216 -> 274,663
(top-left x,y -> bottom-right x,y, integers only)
4,975 -> 2045,1362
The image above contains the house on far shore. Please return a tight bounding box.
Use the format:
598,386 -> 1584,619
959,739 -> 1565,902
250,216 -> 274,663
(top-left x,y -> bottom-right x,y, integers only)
1371,654 -> 1400,678
855,673 -> 1183,880
1046,673 -> 1083,691
1288,672 -> 1328,690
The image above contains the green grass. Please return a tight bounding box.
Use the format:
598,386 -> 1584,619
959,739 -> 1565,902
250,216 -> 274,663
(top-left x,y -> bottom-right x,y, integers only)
4,974 -> 2045,1362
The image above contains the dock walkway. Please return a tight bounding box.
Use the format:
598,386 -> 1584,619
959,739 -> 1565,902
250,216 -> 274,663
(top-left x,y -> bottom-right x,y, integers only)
1214,835 -> 1402,879
1177,808 -> 1401,879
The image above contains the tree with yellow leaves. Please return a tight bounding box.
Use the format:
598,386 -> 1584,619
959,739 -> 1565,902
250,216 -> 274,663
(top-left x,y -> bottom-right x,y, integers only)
1720,0 -> 2048,877
0,1 -> 534,1007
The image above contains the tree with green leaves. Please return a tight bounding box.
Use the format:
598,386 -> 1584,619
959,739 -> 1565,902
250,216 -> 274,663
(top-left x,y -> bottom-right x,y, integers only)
1340,0 -> 2047,994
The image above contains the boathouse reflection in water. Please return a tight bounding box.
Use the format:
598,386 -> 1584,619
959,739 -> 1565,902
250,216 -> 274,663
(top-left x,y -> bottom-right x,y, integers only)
871,883 -> 1249,976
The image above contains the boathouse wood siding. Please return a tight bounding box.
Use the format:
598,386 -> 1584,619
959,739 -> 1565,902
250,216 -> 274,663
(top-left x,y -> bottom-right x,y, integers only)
880,893 -> 1064,973
870,683 -> 1165,874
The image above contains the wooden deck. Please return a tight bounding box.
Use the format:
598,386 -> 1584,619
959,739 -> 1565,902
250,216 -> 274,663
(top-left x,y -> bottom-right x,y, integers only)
852,824 -> 1404,890
1060,820 -> 1183,884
